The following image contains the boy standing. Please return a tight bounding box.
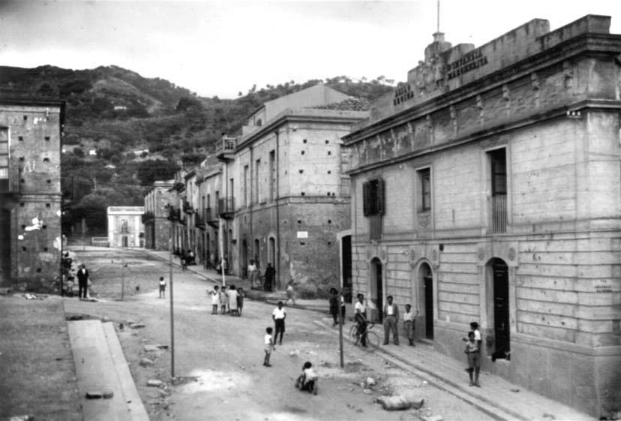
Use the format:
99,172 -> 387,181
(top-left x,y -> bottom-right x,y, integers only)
159,277 -> 166,299
464,331 -> 481,387
272,301 -> 286,345
264,327 -> 275,367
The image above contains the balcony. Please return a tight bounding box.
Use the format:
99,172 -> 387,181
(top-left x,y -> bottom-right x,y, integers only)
215,136 -> 237,161
0,167 -> 20,195
205,207 -> 219,228
218,197 -> 235,219
489,195 -> 507,234
183,200 -> 194,214
167,207 -> 181,222
195,213 -> 205,229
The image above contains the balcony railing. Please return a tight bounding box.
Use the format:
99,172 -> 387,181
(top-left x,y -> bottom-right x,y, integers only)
215,136 -> 237,161
489,195 -> 507,234
218,197 -> 235,219
195,213 -> 205,229
205,207 -> 219,228
0,167 -> 20,194
183,200 -> 194,214
167,207 -> 181,221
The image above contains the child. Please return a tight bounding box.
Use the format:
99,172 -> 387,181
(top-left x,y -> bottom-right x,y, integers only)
210,285 -> 220,314
403,304 -> 418,346
237,288 -> 244,316
159,276 -> 166,299
464,331 -> 481,387
220,286 -> 229,314
295,361 -> 318,395
264,327 -> 275,367
284,280 -> 296,306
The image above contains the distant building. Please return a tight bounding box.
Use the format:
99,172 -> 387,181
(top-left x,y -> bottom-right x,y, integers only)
107,206 -> 144,248
342,15 -> 621,417
0,95 -> 65,290
143,181 -> 174,251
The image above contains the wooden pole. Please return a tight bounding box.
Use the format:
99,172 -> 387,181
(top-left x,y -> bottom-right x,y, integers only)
169,236 -> 175,378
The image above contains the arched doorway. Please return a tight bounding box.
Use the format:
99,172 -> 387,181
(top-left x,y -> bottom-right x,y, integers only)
254,238 -> 261,269
417,262 -> 434,340
241,239 -> 248,278
369,258 -> 383,322
268,237 -> 275,264
487,258 -> 510,356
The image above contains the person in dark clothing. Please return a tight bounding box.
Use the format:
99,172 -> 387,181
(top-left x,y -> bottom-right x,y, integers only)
76,264 -> 89,299
264,263 -> 275,292
329,288 -> 340,326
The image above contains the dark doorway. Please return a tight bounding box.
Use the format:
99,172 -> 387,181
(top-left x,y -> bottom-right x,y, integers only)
423,270 -> 434,340
0,210 -> 10,284
122,236 -> 128,248
341,235 -> 352,303
492,258 -> 510,354
371,258 -> 383,322
241,239 -> 248,278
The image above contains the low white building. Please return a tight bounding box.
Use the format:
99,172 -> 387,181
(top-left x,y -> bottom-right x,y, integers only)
107,206 -> 144,248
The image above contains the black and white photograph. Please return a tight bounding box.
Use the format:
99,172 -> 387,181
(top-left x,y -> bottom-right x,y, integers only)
1,0 -> 620,420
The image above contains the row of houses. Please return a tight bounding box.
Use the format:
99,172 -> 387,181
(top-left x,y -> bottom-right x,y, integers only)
145,15 -> 620,417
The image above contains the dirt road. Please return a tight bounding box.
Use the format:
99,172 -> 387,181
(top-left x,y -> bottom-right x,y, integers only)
65,248 -> 494,421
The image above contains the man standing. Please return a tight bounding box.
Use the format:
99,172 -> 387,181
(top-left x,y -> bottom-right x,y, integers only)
76,264 -> 89,299
354,293 -> 368,347
264,263 -> 275,292
272,301 -> 286,345
383,295 -> 399,345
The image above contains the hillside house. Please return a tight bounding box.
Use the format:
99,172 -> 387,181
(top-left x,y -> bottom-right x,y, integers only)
107,206 -> 144,248
342,15 -> 621,417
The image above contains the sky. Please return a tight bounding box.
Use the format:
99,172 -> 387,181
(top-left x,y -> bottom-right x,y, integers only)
2,0 -> 621,99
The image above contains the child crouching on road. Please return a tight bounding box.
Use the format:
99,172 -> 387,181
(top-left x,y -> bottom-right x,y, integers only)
295,361 -> 318,395
264,327 -> 275,367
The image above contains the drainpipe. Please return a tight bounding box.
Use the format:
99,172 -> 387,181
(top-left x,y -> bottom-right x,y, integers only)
274,129 -> 281,290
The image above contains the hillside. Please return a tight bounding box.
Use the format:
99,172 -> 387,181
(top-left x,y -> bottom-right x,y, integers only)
0,65 -> 394,235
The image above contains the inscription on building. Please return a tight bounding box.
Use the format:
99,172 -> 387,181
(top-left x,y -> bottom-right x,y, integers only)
447,49 -> 488,80
393,84 -> 414,106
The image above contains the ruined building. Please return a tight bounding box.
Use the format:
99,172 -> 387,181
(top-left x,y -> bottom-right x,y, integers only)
0,96 -> 65,290
342,15 -> 621,417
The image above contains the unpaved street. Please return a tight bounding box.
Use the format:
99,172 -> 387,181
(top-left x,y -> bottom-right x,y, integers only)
65,248 -> 494,421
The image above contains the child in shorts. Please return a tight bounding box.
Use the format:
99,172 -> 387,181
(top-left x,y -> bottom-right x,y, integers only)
464,331 -> 481,387
264,327 -> 275,367
237,288 -> 244,316
159,277 -> 166,299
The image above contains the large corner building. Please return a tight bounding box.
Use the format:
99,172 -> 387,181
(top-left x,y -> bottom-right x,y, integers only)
342,15 -> 621,417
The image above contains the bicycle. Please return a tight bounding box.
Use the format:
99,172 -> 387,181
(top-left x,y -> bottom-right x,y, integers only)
349,322 -> 380,352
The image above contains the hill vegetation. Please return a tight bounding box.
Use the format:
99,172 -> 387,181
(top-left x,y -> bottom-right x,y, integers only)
0,65 -> 394,235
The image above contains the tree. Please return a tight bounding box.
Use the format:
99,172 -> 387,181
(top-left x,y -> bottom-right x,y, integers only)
136,159 -> 179,185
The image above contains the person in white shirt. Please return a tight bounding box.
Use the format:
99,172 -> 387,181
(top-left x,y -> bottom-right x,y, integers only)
403,304 -> 419,346
272,301 -> 287,345
383,296 -> 400,345
209,285 -> 220,315
263,327 -> 275,367
354,294 -> 368,347
295,361 -> 319,395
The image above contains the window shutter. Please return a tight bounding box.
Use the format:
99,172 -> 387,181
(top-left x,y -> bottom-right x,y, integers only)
377,178 -> 385,216
362,181 -> 369,216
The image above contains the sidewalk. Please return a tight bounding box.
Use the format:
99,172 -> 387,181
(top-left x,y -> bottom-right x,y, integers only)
145,249 -> 594,421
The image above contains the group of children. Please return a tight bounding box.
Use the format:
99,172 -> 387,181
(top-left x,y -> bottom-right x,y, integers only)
209,285 -> 244,316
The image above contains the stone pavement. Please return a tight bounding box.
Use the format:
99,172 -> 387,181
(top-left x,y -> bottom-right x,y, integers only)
146,250 -> 595,421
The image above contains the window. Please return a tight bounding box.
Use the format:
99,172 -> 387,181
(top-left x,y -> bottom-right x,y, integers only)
269,150 -> 276,202
418,168 -> 431,211
255,159 -> 261,203
362,178 -> 385,216
244,165 -> 249,207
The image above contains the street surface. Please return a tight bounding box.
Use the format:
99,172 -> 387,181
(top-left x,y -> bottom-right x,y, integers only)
64,247 -> 495,421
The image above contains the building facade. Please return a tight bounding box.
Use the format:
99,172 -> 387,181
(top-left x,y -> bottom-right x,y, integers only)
143,180 -> 174,251
209,84 -> 367,289
0,96 -> 65,291
342,16 -> 621,417
107,206 -> 144,248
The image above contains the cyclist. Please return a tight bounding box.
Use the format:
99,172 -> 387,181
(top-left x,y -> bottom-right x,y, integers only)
354,293 -> 368,347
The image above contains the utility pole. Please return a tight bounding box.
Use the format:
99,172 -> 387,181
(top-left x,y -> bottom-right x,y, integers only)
120,224 -> 128,301
169,235 -> 175,378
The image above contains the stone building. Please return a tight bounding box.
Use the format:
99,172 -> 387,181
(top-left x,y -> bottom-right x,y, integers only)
107,206 -> 144,248
0,95 -> 65,290
143,180 -> 174,251
342,15 -> 620,417
212,84 -> 368,289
